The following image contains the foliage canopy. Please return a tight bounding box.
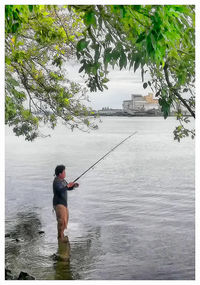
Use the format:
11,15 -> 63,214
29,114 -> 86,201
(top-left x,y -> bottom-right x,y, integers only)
5,5 -> 195,141
6,5 -> 98,140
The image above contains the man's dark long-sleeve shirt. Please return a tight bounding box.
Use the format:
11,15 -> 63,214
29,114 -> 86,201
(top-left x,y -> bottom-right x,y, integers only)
53,177 -> 74,208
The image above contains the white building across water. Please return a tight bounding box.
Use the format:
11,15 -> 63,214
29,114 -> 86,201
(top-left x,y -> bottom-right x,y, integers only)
123,93 -> 159,115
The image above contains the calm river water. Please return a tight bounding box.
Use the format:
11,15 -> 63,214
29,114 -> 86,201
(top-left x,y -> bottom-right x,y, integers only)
5,117 -> 195,280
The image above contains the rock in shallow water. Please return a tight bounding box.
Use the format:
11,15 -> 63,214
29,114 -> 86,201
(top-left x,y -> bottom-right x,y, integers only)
5,268 -> 35,280
5,268 -> 14,280
18,271 -> 35,280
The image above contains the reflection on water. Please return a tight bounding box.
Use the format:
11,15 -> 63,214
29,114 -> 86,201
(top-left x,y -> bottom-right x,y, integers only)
53,227 -> 102,280
53,237 -> 73,280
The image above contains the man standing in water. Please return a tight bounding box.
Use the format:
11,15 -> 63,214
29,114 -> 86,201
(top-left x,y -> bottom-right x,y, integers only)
53,165 -> 79,243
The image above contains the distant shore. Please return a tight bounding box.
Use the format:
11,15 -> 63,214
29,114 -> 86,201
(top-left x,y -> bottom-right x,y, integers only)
95,113 -> 162,117
91,109 -> 191,117
91,111 -> 190,117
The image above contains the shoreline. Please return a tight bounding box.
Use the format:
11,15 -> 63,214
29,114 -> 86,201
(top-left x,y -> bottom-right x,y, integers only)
90,113 -> 192,118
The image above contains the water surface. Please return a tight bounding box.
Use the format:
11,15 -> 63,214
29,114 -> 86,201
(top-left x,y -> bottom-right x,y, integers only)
5,117 -> 195,280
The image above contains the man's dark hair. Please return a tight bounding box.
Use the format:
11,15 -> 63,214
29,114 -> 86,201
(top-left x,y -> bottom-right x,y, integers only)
55,165 -> 65,176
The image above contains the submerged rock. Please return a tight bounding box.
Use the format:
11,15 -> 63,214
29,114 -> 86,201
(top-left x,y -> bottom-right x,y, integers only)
5,268 -> 35,280
18,271 -> 35,280
5,233 -> 11,238
51,253 -> 58,261
5,268 -> 14,280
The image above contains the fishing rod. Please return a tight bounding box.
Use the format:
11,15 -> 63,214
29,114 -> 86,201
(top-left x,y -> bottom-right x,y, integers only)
73,131 -> 137,183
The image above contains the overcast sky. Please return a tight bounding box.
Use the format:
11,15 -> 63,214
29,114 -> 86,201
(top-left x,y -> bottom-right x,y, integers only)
66,61 -> 152,110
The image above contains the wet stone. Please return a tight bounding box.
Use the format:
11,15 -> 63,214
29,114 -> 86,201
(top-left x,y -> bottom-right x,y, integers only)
18,271 -> 35,280
5,268 -> 14,280
51,253 -> 58,261
5,267 -> 35,280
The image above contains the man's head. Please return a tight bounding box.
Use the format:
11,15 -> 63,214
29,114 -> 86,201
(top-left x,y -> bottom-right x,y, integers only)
55,165 -> 66,179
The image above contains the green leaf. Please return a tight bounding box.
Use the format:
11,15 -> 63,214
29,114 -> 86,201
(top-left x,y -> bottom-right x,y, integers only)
103,84 -> 108,90
84,10 -> 96,27
104,48 -> 112,65
91,66 -> 97,75
150,32 -> 156,50
136,32 -> 146,44
94,45 -> 100,62
64,98 -> 69,105
28,5 -> 33,12
134,56 -> 140,72
79,65 -> 85,73
7,77 -> 19,86
98,15 -> 102,29
159,97 -> 171,119
12,22 -> 20,33
141,67 -> 144,82
102,78 -> 109,83
133,5 -> 142,11
105,33 -> 113,43
77,39 -> 89,51
146,34 -> 154,55
143,82 -> 148,89
5,56 -> 11,65
118,5 -> 126,18
119,53 -> 127,70
112,49 -> 120,60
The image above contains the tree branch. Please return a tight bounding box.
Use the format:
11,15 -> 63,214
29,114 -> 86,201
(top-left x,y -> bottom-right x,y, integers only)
164,63 -> 195,118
